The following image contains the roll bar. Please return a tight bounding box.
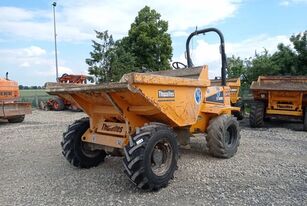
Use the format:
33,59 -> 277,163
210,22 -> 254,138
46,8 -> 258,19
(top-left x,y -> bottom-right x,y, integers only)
186,28 -> 227,86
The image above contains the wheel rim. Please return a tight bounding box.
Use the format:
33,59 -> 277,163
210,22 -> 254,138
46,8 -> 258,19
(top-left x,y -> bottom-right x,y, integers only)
225,124 -> 237,148
80,141 -> 101,158
151,139 -> 173,176
53,102 -> 59,110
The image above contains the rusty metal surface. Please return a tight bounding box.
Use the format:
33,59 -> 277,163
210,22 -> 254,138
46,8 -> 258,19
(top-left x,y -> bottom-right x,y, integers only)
250,76 -> 307,91
150,67 -> 203,79
210,78 -> 240,87
46,82 -> 129,94
0,102 -> 32,118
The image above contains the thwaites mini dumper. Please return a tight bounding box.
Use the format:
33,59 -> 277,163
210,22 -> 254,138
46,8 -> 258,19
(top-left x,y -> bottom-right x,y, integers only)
47,28 -> 241,191
0,74 -> 31,123
250,76 -> 307,131
211,78 -> 244,120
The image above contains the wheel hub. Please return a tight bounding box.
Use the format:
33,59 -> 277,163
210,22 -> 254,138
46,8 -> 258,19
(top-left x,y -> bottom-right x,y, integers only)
81,142 -> 101,158
151,139 -> 173,176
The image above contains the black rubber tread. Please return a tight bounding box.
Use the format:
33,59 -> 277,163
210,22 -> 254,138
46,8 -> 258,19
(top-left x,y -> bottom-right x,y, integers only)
61,117 -> 106,168
206,115 -> 241,158
303,108 -> 307,131
123,123 -> 178,191
249,101 -> 265,128
233,100 -> 244,120
53,97 -> 65,111
7,115 -> 25,123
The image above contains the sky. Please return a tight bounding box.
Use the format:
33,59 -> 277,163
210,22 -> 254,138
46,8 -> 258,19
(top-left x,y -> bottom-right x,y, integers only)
0,0 -> 306,86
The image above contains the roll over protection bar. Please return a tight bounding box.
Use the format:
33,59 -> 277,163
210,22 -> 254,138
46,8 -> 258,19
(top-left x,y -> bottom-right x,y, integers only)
186,28 -> 227,86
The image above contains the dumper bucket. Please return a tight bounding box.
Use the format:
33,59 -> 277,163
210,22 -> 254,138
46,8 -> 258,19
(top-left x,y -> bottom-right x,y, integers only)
47,67 -> 211,129
0,102 -> 32,118
250,76 -> 307,91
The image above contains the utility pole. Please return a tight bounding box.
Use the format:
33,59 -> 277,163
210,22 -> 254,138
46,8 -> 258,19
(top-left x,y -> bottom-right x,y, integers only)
52,2 -> 59,81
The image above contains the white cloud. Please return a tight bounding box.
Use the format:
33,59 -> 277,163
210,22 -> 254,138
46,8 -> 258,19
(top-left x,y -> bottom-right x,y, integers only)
22,46 -> 46,57
175,34 -> 291,78
20,62 -> 30,68
280,0 -> 307,6
0,46 -> 74,79
36,66 -> 74,77
0,0 -> 242,41
0,7 -> 34,21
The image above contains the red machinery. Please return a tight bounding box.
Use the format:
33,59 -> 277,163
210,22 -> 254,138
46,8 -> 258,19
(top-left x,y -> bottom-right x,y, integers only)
40,74 -> 88,111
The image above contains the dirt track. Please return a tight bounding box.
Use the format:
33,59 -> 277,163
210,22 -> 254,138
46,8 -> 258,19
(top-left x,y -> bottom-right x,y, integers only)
0,110 -> 306,205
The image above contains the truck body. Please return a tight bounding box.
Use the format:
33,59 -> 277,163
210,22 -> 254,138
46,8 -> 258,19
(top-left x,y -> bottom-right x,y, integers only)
46,28 -> 242,191
0,77 -> 31,123
249,76 -> 307,130
211,78 -> 244,119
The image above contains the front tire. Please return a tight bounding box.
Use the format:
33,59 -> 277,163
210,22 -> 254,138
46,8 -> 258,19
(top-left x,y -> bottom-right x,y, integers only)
7,115 -> 25,123
123,124 -> 179,191
206,115 -> 241,158
249,101 -> 265,128
52,97 -> 65,111
61,118 -> 106,168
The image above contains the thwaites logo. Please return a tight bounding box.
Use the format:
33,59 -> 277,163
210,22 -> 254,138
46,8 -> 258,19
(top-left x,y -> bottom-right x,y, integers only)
101,123 -> 123,133
158,90 -> 175,98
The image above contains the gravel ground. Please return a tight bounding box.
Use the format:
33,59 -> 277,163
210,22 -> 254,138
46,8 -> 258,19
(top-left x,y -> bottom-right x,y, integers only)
0,110 -> 306,205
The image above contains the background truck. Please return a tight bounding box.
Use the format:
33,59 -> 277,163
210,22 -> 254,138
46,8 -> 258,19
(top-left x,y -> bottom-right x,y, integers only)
249,76 -> 307,131
0,73 -> 31,123
46,28 -> 241,191
211,78 -> 244,120
40,73 -> 88,111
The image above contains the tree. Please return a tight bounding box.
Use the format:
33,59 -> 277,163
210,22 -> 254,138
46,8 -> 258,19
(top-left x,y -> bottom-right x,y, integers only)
245,50 -> 278,84
272,31 -> 307,75
85,30 -> 114,83
108,40 -> 136,81
125,6 -> 172,71
227,55 -> 246,79
86,6 -> 173,83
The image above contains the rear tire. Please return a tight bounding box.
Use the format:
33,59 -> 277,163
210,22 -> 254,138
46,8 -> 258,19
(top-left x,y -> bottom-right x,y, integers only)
61,118 -> 106,168
52,98 -> 65,111
233,100 -> 244,120
7,115 -> 25,123
303,108 -> 307,131
206,115 -> 241,158
123,123 -> 178,191
249,101 -> 264,128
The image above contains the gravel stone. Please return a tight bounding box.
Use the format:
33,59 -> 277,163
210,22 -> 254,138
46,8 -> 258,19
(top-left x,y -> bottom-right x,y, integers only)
0,110 -> 306,205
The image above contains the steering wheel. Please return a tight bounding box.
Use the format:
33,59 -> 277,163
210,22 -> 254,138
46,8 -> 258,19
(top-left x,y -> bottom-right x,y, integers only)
172,62 -> 187,69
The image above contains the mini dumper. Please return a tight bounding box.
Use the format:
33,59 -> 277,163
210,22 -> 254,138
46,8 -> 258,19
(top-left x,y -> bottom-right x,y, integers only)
47,28 -> 241,191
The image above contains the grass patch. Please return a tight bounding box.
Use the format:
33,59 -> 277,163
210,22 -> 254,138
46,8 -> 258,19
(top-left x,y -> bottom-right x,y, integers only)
19,89 -> 51,108
20,89 -> 48,97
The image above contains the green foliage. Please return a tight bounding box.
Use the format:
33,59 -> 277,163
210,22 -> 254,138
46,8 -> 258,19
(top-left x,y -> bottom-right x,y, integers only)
125,6 -> 172,71
227,30 -> 307,90
85,30 -> 114,83
272,31 -> 307,75
108,40 -> 137,81
86,6 -> 173,82
227,55 -> 246,79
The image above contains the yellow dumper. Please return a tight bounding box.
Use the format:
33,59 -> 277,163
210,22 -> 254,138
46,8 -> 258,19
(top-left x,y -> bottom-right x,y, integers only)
250,76 -> 307,131
211,78 -> 244,120
47,28 -> 241,190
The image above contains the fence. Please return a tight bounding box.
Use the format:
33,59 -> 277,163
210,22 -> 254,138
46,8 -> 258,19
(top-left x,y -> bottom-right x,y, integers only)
19,90 -> 51,108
